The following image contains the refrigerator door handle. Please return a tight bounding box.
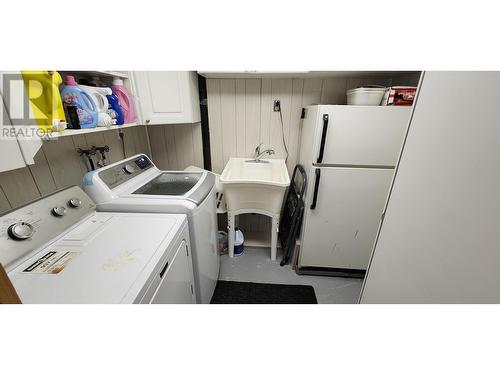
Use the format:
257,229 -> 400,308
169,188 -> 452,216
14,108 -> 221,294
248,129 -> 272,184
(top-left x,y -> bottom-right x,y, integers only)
316,114 -> 329,163
310,169 -> 321,210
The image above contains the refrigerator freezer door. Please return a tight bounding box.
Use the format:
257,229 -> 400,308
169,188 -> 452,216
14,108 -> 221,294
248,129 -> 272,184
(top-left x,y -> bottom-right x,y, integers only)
298,167 -> 394,270
313,106 -> 411,167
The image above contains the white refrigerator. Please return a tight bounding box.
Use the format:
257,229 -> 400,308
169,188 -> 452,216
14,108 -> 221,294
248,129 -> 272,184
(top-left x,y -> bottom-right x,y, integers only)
297,105 -> 411,276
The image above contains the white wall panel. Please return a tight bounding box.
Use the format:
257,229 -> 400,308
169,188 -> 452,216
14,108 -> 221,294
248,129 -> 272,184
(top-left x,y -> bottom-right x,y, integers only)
220,79 -> 237,168
147,123 -> 203,171
361,72 -> 499,303
244,79 -> 261,157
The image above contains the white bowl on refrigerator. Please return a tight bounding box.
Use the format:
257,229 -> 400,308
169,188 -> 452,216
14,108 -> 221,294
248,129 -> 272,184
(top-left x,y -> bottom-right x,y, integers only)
347,87 -> 387,106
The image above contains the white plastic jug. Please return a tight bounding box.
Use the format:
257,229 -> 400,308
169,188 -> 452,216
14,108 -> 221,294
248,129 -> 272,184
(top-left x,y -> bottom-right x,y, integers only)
79,85 -> 113,126
234,228 -> 244,256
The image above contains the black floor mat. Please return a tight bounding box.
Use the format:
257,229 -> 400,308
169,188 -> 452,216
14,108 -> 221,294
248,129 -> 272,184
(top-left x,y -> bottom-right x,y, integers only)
210,281 -> 318,304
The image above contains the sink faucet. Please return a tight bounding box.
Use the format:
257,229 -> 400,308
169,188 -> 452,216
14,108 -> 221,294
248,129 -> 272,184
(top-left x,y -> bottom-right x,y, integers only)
253,143 -> 275,162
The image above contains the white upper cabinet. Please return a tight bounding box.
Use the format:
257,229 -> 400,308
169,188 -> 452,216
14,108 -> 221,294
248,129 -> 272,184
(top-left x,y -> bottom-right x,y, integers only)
132,71 -> 201,125
0,72 -> 43,172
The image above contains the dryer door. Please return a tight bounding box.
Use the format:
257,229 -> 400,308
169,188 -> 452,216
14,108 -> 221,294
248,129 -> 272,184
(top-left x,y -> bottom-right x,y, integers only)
147,240 -> 196,304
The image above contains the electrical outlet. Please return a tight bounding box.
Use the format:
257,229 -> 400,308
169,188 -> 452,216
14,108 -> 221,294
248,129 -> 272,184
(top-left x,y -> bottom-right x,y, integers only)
273,100 -> 281,112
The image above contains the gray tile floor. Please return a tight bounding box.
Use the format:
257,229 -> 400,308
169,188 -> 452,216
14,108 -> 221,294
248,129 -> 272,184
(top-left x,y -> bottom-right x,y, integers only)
218,247 -> 363,304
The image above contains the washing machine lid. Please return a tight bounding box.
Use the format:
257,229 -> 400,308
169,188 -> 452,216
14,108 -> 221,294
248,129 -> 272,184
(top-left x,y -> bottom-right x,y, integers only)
132,171 -> 215,205
87,154 -> 215,206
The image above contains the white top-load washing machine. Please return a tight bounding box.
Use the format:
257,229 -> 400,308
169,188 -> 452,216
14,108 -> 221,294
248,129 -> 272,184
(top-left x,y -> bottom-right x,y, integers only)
0,186 -> 196,303
83,154 -> 219,304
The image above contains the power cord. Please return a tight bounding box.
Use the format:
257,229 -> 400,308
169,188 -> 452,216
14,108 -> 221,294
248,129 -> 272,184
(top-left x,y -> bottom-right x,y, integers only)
119,129 -> 126,159
277,103 -> 289,163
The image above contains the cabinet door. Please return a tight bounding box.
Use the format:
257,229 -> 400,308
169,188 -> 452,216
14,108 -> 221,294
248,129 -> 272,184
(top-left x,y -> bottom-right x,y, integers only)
299,166 -> 394,270
1,71 -> 43,169
150,240 -> 196,304
0,93 -> 27,172
133,71 -> 201,125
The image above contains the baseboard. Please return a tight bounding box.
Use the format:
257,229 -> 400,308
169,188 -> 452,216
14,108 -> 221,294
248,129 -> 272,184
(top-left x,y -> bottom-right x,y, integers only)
296,266 -> 366,279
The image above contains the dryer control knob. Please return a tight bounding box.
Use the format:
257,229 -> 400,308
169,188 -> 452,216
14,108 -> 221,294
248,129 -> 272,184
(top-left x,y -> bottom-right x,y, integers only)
52,206 -> 67,217
123,164 -> 135,174
8,222 -> 34,240
68,198 -> 82,208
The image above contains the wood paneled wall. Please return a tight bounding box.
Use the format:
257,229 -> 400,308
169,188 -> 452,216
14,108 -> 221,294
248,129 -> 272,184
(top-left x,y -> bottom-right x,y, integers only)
0,122 -> 203,215
206,74 -> 421,234
207,75 -> 421,174
0,126 -> 149,214
147,123 -> 204,170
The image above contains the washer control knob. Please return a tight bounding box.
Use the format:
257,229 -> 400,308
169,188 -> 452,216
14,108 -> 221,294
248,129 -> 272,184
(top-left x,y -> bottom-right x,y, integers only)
51,206 -> 67,217
123,164 -> 135,174
68,197 -> 82,208
8,222 -> 34,240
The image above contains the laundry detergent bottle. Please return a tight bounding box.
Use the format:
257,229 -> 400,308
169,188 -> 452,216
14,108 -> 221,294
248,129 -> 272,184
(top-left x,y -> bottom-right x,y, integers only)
106,91 -> 124,125
21,71 -> 67,131
111,78 -> 135,123
60,76 -> 98,128
78,85 -> 114,127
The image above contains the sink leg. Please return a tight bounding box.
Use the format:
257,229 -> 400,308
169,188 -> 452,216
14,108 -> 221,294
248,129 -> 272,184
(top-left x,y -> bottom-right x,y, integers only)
271,216 -> 279,261
228,212 -> 235,258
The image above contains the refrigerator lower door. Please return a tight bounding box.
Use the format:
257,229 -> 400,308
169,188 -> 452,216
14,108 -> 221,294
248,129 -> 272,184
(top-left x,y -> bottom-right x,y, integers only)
298,166 -> 394,271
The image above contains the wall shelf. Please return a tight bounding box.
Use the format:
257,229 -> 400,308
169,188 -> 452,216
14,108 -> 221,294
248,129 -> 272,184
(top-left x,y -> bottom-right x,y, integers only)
44,122 -> 139,139
198,71 -> 421,79
59,70 -> 130,81
93,71 -> 129,78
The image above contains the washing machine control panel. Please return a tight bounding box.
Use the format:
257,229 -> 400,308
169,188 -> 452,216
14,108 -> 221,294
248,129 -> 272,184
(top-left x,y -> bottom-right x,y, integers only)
98,154 -> 154,189
0,186 -> 96,268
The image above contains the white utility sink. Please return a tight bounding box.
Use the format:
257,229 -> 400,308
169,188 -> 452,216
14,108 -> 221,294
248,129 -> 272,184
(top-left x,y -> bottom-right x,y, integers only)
220,157 -> 290,215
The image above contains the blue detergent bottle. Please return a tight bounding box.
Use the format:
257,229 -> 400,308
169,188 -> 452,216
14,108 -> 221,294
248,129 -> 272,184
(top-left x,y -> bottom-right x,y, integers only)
60,75 -> 98,128
106,91 -> 125,125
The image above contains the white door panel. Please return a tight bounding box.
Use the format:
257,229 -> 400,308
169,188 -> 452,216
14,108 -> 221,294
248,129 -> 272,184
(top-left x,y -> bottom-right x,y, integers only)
133,71 -> 200,125
314,106 -> 411,166
299,167 -> 394,270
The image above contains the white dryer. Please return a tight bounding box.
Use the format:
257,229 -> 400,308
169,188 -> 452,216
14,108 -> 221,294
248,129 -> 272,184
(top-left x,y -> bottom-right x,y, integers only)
83,154 -> 219,304
0,186 -> 196,303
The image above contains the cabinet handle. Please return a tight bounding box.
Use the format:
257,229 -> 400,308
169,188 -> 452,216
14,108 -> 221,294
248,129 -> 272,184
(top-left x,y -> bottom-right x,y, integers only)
316,114 -> 329,163
159,261 -> 169,278
310,169 -> 321,210
145,119 -> 150,124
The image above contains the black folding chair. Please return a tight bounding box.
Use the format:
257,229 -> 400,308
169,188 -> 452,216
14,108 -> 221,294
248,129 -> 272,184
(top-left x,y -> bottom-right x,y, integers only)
279,164 -> 307,266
